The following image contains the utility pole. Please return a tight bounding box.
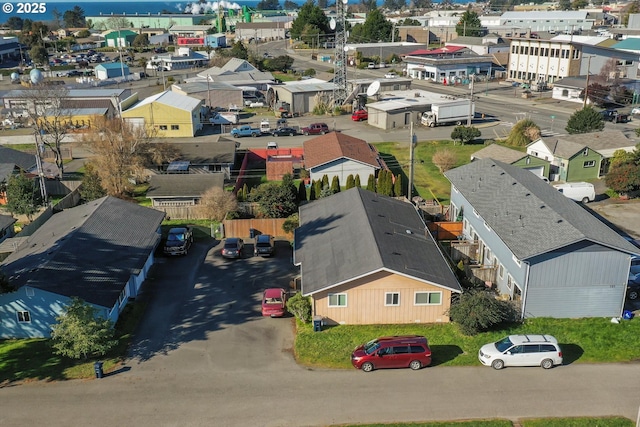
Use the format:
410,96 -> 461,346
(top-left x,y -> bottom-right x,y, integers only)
33,131 -> 48,203
468,74 -> 475,126
583,56 -> 592,108
408,121 -> 416,203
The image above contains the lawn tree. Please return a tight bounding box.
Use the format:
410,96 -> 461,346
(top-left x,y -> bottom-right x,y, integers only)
605,161 -> 640,195
132,34 -> 149,49
79,162 -> 106,202
104,16 -> 130,30
354,174 -> 361,188
249,173 -> 298,218
557,0 -> 571,9
6,17 -> 23,30
50,297 -> 117,360
450,125 -> 481,145
447,290 -> 519,335
565,106 -> 605,134
262,55 -> 295,72
349,9 -> 394,44
283,0 -> 299,9
321,174 -> 329,190
29,45 -> 48,66
432,148 -> 457,173
228,40 -> 249,60
63,5 -> 86,27
313,179 -> 322,199
197,187 -> 238,221
309,181 -> 317,201
455,8 -> 482,37
80,117 -> 156,197
23,85 -> 72,178
6,173 -> 42,221
297,181 -> 307,203
505,119 -> 541,147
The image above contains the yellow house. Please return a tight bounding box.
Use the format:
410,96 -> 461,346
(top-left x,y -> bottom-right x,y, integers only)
121,90 -> 204,137
39,108 -> 109,130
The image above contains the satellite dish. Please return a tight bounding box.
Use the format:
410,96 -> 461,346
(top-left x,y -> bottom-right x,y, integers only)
10,72 -> 19,81
342,0 -> 348,4
329,17 -> 336,30
29,68 -> 43,84
366,80 -> 381,97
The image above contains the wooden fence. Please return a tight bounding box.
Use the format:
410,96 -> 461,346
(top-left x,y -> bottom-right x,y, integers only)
427,221 -> 463,241
222,218 -> 293,240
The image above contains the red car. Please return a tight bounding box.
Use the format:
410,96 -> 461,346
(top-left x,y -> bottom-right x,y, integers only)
261,288 -> 287,317
351,109 -> 368,121
351,335 -> 431,372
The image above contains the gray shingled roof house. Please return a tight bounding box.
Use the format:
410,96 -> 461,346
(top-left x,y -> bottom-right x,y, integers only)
0,196 -> 165,338
168,140 -> 236,179
294,188 -> 461,325
445,158 -> 638,319
146,173 -> 224,207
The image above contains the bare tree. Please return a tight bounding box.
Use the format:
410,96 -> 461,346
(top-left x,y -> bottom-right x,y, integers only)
197,187 -> 238,221
432,149 -> 457,173
23,85 -> 71,178
80,117 -> 155,197
599,58 -> 620,83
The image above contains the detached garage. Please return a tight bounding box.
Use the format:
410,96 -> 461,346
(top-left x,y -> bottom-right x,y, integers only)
95,63 -> 130,81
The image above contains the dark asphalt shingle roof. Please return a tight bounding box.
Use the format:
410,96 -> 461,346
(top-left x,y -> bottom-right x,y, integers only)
0,213 -> 15,230
0,196 -> 165,308
295,188 -> 461,295
173,141 -> 236,164
444,159 -> 639,260
147,173 -> 224,198
0,146 -> 36,171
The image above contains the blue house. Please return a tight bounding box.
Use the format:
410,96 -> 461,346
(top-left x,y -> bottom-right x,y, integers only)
95,63 -> 130,81
0,196 -> 165,338
445,158 -> 639,319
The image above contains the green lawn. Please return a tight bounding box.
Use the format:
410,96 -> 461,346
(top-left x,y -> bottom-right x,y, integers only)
294,317 -> 640,369
331,418 -> 633,427
374,140 -> 486,204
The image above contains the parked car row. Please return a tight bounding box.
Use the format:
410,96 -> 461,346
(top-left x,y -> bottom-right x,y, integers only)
221,235 -> 276,259
351,334 -> 563,373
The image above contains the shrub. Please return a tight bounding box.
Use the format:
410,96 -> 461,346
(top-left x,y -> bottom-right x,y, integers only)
447,290 -> 519,335
287,292 -> 311,322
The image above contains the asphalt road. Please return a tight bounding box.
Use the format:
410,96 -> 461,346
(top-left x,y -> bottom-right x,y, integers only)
2,240 -> 640,427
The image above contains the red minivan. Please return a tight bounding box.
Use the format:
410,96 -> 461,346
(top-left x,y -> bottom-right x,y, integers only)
351,335 -> 431,372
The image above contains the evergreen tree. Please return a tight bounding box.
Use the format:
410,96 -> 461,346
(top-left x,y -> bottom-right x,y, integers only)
355,174 -> 361,188
330,176 -> 340,193
79,162 -> 106,202
394,174 -> 403,197
455,8 -> 483,37
321,174 -> 329,190
6,173 -> 42,221
290,1 -> 330,40
349,9 -> 394,43
314,179 -> 322,198
377,170 -> 387,195
297,180 -> 307,202
309,181 -> 316,201
565,106 -> 605,134
366,174 -> 376,192
346,174 -> 355,189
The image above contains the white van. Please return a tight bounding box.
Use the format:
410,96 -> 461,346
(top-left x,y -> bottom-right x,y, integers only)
553,182 -> 595,203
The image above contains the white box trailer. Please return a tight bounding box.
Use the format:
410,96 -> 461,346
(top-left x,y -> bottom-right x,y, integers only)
553,182 -> 595,203
421,99 -> 475,127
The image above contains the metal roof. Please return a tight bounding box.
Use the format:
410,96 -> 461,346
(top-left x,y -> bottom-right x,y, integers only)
295,188 -> 462,296
127,90 -> 202,112
444,158 -> 639,260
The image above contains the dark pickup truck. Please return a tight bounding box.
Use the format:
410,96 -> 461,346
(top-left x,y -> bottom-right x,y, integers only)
600,109 -> 629,123
164,227 -> 193,256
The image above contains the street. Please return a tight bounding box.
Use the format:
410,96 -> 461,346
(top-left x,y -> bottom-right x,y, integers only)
2,241 -> 640,427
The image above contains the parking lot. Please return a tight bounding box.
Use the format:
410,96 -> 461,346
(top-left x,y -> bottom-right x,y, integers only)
129,238 -> 300,372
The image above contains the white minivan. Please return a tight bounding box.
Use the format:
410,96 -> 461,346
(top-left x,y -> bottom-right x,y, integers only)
553,182 -> 595,203
478,335 -> 563,370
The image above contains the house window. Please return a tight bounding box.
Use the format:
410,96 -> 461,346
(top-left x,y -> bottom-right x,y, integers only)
385,292 -> 400,306
171,125 -> 180,130
499,263 -> 505,279
17,311 -> 31,323
118,288 -> 127,306
414,291 -> 442,305
159,125 -> 168,130
328,293 -> 347,307
562,89 -> 568,97
507,274 -> 514,289
582,148 -> 589,156
463,218 -> 469,232
583,160 -> 595,168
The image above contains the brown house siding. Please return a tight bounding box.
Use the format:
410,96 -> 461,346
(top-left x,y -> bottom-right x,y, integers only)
312,271 -> 452,325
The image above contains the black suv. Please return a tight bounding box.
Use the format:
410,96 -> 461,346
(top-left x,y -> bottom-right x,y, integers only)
254,234 -> 275,257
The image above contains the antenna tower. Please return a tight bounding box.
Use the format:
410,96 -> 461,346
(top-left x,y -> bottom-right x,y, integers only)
332,0 -> 348,106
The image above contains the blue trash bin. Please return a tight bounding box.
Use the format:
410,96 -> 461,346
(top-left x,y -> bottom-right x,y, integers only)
94,361 -> 104,379
313,316 -> 322,332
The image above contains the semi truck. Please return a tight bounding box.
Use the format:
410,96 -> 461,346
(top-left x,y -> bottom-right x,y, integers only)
421,99 -> 475,127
